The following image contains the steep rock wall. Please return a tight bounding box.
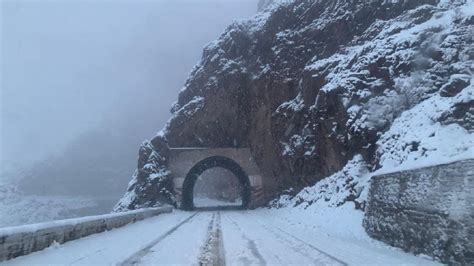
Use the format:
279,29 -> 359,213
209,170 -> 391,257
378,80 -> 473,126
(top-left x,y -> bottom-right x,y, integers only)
117,0 -> 473,209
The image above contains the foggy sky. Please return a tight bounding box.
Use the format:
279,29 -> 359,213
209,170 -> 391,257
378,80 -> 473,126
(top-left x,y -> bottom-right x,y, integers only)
0,0 -> 257,179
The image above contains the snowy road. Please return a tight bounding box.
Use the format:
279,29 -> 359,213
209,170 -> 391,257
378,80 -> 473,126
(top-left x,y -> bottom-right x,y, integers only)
5,210 -> 440,265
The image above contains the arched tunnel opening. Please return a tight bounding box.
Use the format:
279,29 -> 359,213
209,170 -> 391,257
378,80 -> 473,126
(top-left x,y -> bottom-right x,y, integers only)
181,156 -> 251,211
193,167 -> 242,208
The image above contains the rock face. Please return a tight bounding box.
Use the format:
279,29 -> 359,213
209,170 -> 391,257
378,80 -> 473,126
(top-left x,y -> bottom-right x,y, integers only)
115,136 -> 176,211
116,0 -> 473,211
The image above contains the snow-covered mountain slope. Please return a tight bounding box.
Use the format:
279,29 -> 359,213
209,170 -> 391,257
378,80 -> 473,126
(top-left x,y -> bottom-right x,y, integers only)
0,183 -> 100,228
117,0 -> 473,211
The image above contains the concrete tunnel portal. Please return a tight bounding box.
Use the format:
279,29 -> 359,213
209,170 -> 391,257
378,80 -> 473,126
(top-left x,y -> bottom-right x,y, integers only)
168,147 -> 266,210
181,156 -> 251,210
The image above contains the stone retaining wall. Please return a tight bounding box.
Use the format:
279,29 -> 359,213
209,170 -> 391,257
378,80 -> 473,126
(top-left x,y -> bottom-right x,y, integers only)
0,206 -> 172,262
363,160 -> 474,265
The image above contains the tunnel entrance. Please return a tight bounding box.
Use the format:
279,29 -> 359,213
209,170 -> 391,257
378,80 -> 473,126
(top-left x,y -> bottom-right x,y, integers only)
181,156 -> 251,210
193,167 -> 242,208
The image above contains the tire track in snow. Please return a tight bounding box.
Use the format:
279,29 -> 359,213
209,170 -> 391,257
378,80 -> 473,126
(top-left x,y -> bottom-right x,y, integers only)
275,227 -> 347,265
215,212 -> 226,266
198,212 -> 225,266
198,213 -> 217,265
247,214 -> 347,266
223,213 -> 267,265
262,224 -> 345,265
118,212 -> 199,266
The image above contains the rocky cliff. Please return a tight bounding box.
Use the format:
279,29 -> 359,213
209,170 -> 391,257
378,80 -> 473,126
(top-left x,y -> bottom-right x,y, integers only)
115,0 -> 473,211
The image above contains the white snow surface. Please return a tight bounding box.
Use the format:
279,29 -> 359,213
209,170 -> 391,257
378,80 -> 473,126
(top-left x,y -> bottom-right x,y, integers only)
6,209 -> 440,265
194,196 -> 241,207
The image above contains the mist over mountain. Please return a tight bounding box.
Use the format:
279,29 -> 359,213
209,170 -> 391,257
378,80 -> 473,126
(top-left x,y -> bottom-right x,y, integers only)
0,0 -> 257,226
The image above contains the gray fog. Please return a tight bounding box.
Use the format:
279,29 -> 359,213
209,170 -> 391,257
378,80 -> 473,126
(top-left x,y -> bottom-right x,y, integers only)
0,0 -> 257,189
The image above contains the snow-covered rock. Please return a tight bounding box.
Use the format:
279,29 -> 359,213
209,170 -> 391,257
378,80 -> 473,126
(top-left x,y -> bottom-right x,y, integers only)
118,0 -> 473,212
270,155 -> 370,210
114,137 -> 175,212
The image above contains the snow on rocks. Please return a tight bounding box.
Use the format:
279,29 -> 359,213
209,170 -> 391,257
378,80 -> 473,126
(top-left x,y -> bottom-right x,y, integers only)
118,0 -> 473,227
114,138 -> 175,212
376,82 -> 474,174
271,155 -> 370,209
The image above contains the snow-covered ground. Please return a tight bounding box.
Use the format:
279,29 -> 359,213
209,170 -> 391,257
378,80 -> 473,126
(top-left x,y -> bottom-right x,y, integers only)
193,196 -> 241,207
5,209 -> 440,265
